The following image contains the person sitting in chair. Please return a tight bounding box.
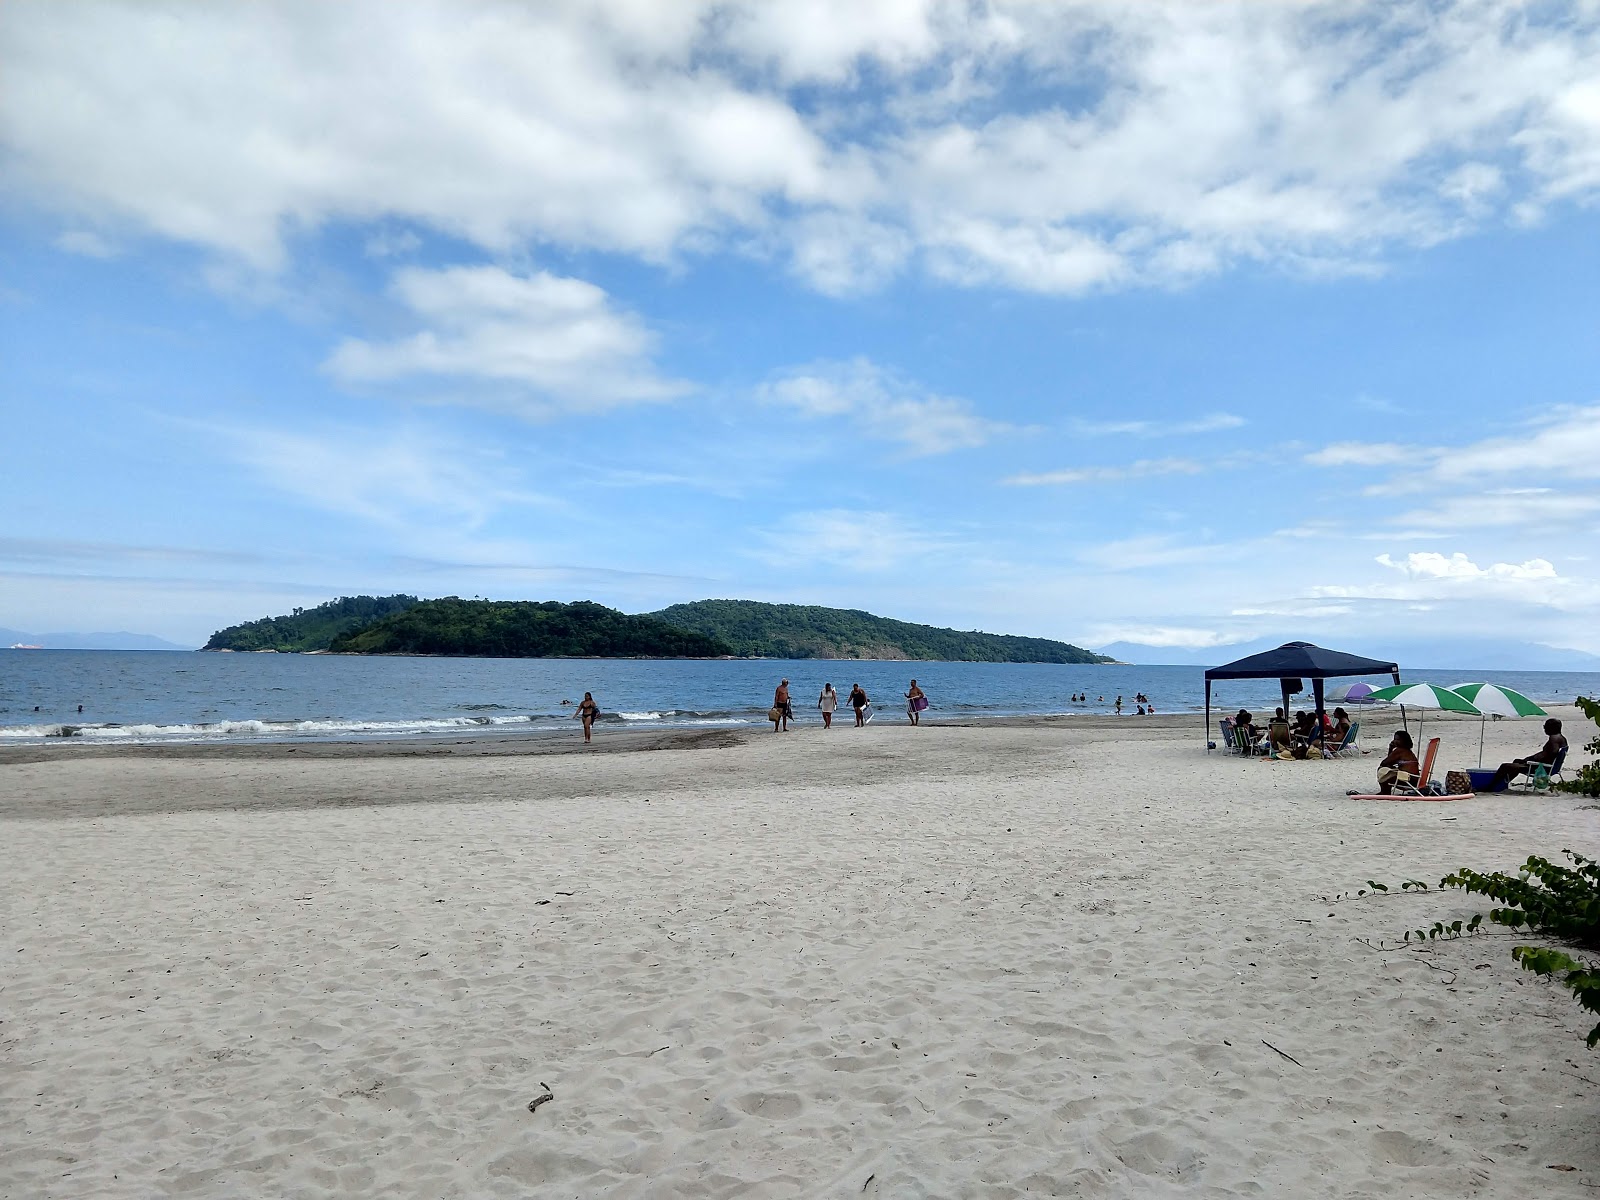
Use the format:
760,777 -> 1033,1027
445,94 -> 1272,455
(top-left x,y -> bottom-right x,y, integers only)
1267,709 -> 1293,755
1376,730 -> 1419,795
1487,719 -> 1567,792
1326,708 -> 1352,754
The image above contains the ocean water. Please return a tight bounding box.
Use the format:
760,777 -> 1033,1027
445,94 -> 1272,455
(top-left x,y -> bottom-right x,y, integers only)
2,649 -> 1598,748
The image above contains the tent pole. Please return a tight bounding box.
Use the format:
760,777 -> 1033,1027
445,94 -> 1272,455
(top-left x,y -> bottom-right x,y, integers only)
1204,680 -> 1212,751
1313,678 -> 1326,754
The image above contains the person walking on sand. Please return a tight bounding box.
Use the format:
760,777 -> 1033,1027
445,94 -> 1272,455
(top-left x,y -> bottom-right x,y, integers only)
905,679 -> 927,726
774,678 -> 793,732
577,692 -> 600,744
849,683 -> 870,727
818,683 -> 838,729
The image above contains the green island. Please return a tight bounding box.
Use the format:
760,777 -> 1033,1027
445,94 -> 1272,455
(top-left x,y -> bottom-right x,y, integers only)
646,599 -> 1109,662
203,595 -> 421,652
326,599 -> 731,658
203,595 -> 1108,662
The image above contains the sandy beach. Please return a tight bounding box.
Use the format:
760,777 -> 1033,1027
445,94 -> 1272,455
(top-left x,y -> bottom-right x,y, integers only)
3,709 -> 1597,1197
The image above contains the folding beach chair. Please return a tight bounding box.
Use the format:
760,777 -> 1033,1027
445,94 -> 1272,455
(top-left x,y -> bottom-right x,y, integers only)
1324,721 -> 1360,758
1515,748 -> 1568,793
1234,723 -> 1261,756
1390,737 -> 1440,797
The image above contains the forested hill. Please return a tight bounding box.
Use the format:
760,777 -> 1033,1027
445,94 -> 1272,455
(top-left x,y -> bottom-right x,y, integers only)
646,600 -> 1110,663
204,595 -> 420,651
327,599 -> 733,658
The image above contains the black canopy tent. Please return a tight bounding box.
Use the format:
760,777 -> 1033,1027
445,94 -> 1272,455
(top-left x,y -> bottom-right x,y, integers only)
1204,642 -> 1400,751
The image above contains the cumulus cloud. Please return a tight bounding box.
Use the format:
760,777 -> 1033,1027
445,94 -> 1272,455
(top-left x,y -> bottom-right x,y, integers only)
326,265 -> 687,412
1376,552 -> 1557,581
761,358 -> 1006,455
4,2 -> 1599,292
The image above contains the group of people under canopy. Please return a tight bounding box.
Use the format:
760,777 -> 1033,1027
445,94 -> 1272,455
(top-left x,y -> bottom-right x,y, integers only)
1204,641 -> 1568,794
1230,705 -> 1354,759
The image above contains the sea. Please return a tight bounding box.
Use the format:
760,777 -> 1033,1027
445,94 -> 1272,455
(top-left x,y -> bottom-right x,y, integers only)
2,650 -> 1598,749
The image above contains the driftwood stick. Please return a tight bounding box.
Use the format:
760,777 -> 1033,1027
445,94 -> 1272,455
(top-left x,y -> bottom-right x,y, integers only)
527,1082 -> 554,1113
1262,1039 -> 1304,1067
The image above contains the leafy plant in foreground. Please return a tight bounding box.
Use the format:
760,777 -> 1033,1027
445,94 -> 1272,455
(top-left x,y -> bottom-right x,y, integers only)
1439,851 -> 1600,1045
1557,696 -> 1600,797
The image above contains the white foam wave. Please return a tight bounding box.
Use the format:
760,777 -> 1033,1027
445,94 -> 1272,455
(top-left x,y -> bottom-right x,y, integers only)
0,710 -> 759,745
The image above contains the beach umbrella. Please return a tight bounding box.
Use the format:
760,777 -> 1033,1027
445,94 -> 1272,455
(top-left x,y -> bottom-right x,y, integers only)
1449,683 -> 1548,767
1327,681 -> 1378,704
1368,682 -> 1481,743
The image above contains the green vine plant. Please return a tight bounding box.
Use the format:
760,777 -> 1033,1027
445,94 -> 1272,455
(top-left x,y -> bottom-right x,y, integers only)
1557,695 -> 1600,798
1339,850 -> 1600,1046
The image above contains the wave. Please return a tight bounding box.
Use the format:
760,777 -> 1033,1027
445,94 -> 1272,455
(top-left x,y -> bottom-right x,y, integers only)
0,710 -> 760,745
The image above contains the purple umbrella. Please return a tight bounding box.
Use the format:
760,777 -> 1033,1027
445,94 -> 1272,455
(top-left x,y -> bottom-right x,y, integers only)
1326,682 -> 1378,704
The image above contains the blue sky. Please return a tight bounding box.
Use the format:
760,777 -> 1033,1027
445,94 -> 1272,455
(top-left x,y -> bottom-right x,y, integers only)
3,1 -> 1599,654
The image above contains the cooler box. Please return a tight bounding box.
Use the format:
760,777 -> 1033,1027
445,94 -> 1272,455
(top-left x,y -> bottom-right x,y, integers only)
1466,768 -> 1501,792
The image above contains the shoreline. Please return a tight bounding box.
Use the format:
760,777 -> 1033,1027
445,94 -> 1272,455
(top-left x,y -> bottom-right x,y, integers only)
0,704 -> 1554,769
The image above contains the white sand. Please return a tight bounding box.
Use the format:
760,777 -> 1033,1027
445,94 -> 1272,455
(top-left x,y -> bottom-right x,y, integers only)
3,710 -> 1597,1197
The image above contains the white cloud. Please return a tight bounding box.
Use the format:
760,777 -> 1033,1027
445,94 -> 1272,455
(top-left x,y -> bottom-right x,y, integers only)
1376,551 -> 1557,581
1090,625 -> 1242,650
326,265 -> 687,412
761,358 -> 1005,456
755,509 -> 950,571
1305,441 -> 1417,468
4,2 -> 1599,293
1074,413 -> 1245,438
53,230 -> 118,258
218,423 -> 553,530
1004,458 -> 1208,486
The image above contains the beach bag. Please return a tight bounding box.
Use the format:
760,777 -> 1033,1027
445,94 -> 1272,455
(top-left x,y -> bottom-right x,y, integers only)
911,696 -> 929,712
1445,769 -> 1471,796
768,706 -> 782,722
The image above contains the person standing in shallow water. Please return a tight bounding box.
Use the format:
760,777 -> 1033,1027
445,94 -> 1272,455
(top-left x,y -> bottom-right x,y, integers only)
818,683 -> 838,729
577,692 -> 599,744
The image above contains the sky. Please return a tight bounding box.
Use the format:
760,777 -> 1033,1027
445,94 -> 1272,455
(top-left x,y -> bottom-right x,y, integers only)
2,1 -> 1599,655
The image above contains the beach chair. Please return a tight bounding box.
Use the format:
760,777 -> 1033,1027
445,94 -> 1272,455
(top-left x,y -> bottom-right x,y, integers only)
1390,737 -> 1440,797
1234,723 -> 1260,756
1515,748 -> 1568,793
1324,721 -> 1360,759
1218,717 -> 1235,753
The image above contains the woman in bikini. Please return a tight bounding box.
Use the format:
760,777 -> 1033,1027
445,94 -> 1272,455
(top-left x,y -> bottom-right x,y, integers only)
577,692 -> 600,743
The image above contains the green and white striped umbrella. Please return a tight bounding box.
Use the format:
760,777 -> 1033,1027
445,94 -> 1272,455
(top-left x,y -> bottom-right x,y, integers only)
1368,683 -> 1482,714
1368,682 -> 1481,746
1448,683 -> 1547,719
1449,683 -> 1547,766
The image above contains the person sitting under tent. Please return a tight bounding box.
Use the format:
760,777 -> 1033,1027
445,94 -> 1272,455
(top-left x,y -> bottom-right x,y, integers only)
1376,731 -> 1420,795
1487,719 -> 1568,792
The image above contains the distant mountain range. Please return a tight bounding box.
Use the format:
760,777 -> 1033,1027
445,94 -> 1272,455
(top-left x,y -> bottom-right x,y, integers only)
0,626 -> 192,651
1097,638 -> 1600,672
